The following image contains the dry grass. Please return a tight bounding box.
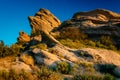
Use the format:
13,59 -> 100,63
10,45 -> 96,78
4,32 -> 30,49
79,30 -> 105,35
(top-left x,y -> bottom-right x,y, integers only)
20,54 -> 34,66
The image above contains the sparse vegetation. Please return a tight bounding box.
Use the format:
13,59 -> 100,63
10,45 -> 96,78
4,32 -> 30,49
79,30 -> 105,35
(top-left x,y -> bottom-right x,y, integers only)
56,61 -> 73,74
20,54 -> 34,66
73,73 -> 115,80
30,43 -> 47,50
55,27 -> 117,50
31,30 -> 42,37
37,66 -> 63,80
59,27 -> 87,40
59,39 -> 85,49
0,41 -> 24,58
0,66 -> 63,80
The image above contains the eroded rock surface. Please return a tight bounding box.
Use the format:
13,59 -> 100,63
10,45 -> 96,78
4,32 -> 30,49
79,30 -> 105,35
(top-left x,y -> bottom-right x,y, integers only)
28,8 -> 61,34
17,31 -> 30,42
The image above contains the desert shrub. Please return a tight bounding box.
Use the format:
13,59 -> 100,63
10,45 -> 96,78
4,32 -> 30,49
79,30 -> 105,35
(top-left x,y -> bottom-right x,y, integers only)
56,61 -> 73,74
49,48 -> 58,55
0,41 -> 24,58
30,43 -> 47,50
104,74 -> 115,80
0,67 -> 63,80
0,69 -> 36,80
79,62 -> 93,68
37,66 -> 63,80
59,39 -> 85,49
0,70 -> 9,80
10,44 -> 24,55
74,74 -> 104,80
100,36 -> 116,50
31,30 -> 42,37
49,48 -> 64,58
100,36 -> 113,46
59,27 -> 87,40
74,73 -> 115,80
20,54 -> 34,66
87,40 -> 96,47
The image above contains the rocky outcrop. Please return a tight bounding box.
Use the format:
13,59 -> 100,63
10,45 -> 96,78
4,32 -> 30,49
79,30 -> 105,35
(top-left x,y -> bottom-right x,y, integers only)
28,8 -> 61,34
73,9 -> 120,20
28,8 -> 61,46
59,9 -> 120,45
3,8 -> 120,78
30,35 -> 42,45
17,31 -> 30,42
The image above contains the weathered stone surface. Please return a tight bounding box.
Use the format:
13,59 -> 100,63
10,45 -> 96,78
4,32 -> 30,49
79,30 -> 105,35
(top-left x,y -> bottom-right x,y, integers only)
28,8 -> 61,45
30,35 -> 42,45
28,8 -> 61,34
59,9 -> 120,45
17,31 -> 30,42
11,62 -> 32,72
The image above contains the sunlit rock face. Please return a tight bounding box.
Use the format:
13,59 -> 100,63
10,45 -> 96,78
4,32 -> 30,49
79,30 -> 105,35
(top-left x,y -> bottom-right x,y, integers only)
59,9 -> 120,45
17,31 -> 30,42
28,8 -> 61,46
28,8 -> 61,34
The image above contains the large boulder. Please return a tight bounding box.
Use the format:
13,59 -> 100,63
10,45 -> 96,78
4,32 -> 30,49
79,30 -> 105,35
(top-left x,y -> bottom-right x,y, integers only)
28,8 -> 61,46
28,8 -> 61,34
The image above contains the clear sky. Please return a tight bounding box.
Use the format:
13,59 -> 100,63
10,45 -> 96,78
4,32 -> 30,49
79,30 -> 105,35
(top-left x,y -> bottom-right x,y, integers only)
0,0 -> 120,45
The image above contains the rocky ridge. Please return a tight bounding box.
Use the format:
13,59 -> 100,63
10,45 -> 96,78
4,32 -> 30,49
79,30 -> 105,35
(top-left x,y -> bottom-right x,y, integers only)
59,9 -> 120,46
7,8 -> 120,78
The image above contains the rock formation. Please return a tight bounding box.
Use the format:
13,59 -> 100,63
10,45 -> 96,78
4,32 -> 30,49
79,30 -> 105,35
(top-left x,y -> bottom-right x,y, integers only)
7,8 -> 120,78
59,9 -> 120,45
17,31 -> 30,42
28,8 -> 61,34
28,8 -> 61,46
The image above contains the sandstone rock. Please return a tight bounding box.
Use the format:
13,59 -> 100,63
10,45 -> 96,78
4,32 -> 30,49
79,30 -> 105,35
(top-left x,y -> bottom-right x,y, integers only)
17,31 -> 30,42
28,8 -> 61,45
28,8 -> 61,34
30,35 -> 42,45
32,48 -> 61,67
11,62 -> 32,72
73,9 -> 120,20
59,9 -> 120,45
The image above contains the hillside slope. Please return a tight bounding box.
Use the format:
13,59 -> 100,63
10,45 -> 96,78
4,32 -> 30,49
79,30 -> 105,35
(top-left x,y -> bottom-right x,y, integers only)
1,8 -> 120,79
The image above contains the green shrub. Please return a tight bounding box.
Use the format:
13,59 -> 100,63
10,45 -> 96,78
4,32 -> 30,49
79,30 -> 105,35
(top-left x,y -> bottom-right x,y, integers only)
100,36 -> 113,46
104,74 -> 115,80
79,62 -> 93,68
59,39 -> 85,49
74,73 -> 115,80
59,27 -> 87,40
0,69 -> 35,80
0,41 -> 24,58
56,61 -> 72,74
10,44 -> 24,55
0,67 -> 63,80
30,43 -> 47,50
37,66 -> 63,80
87,40 -> 96,47
31,30 -> 42,37
100,36 -> 116,50
74,74 -> 104,80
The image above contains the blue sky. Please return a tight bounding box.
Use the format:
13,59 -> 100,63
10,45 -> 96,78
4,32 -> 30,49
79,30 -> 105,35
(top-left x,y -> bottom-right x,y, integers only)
0,0 -> 120,45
